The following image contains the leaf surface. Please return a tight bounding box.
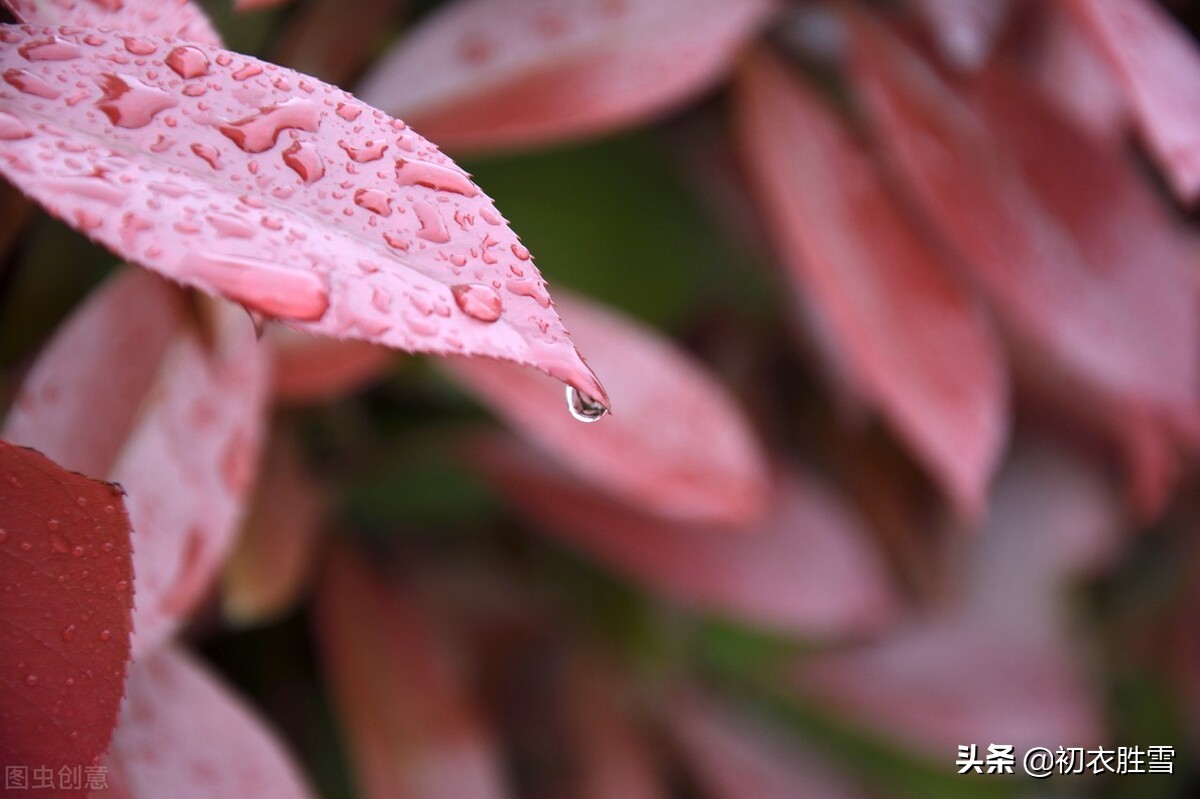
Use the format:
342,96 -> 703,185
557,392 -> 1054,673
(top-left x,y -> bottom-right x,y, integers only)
469,435 -> 897,638
444,291 -> 768,524
0,24 -> 607,405
315,547 -> 509,799
267,325 -> 393,404
105,646 -> 316,799
734,51 -> 1007,516
910,0 -> 1009,70
4,268 -> 270,655
356,0 -> 774,153
0,440 -> 134,797
1,0 -> 220,45
1063,0 -> 1200,205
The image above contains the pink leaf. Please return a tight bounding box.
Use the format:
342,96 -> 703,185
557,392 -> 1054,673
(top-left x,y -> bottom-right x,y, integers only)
469,435 -> 897,638
0,440 -> 134,798
1,0 -> 221,46
734,50 -> 1008,517
664,691 -> 868,799
267,325 -> 393,404
844,14 -> 1200,513
356,0 -> 775,154
104,646 -> 316,799
221,430 -> 324,625
443,291 -> 769,525
1063,0 -> 1200,205
4,268 -> 270,656
910,0 -> 1009,71
0,25 -> 607,408
315,547 -> 510,799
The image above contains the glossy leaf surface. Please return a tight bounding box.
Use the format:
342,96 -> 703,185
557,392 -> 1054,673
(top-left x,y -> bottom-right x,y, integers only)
357,0 -> 774,153
5,268 -> 269,655
444,291 -> 768,524
105,647 -> 316,798
0,24 -> 606,405
470,436 -> 896,638
267,325 -> 393,404
0,440 -> 134,797
735,51 -> 1007,516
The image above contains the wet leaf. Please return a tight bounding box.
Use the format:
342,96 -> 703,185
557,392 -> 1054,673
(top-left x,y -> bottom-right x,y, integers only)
356,0 -> 774,154
910,0 -> 1009,71
444,291 -> 768,525
664,690 -> 868,799
266,325 -> 393,404
315,547 -> 509,799
105,646 -> 316,799
846,14 -> 1200,514
1064,0 -> 1200,205
0,440 -> 134,797
0,24 -> 607,407
734,51 -> 1008,517
1,0 -> 220,45
4,268 -> 270,655
469,435 -> 897,638
221,430 -> 323,625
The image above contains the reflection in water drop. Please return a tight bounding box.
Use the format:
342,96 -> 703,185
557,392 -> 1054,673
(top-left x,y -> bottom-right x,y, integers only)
566,385 -> 608,423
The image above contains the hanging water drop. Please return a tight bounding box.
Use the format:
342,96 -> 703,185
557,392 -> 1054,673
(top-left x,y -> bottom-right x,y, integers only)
566,385 -> 608,423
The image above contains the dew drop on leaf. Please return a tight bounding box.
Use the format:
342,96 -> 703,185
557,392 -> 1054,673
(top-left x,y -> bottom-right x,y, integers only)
566,385 -> 608,423
451,283 -> 503,322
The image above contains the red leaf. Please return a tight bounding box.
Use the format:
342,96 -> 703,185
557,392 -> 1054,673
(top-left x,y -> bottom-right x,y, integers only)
443,291 -> 769,525
1,0 -> 220,45
0,440 -> 134,798
0,25 -> 607,408
469,435 -> 897,638
221,430 -> 324,625
104,646 -> 316,799
271,0 -> 407,86
235,0 -> 292,11
267,325 -> 393,404
315,547 -> 509,799
845,14 -> 1200,511
1063,0 -> 1200,205
4,268 -> 270,656
356,0 -> 774,154
910,0 -> 1009,71
734,51 -> 1008,517
664,691 -> 868,799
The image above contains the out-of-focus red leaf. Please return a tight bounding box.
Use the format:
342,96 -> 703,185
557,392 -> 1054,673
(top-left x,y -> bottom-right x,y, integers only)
1022,2 -> 1128,142
1,0 -> 220,45
791,614 -> 1104,759
316,547 -> 509,799
0,440 -> 134,797
272,0 -> 406,86
221,430 -> 323,626
4,268 -> 270,656
444,291 -> 768,525
734,51 -> 1008,517
1063,0 -> 1200,205
664,690 -> 867,799
558,653 -> 666,799
910,0 -> 1009,70
105,646 -> 316,799
469,435 -> 897,638
356,0 -> 774,154
267,325 -> 393,404
845,15 -> 1200,513
235,0 -> 291,11
0,26 -> 608,408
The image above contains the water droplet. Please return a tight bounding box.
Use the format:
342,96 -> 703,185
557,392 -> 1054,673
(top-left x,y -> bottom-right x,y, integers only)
206,213 -> 256,239
181,252 -> 330,321
451,283 -> 503,323
95,73 -> 177,128
506,278 -> 551,308
71,545 -> 85,558
231,62 -> 263,81
60,625 -> 76,642
50,533 -> 68,554
0,529 -> 7,544
218,98 -> 321,153
24,674 -> 38,687
115,579 -> 129,592
511,242 -> 531,260
338,138 -> 387,163
18,36 -> 81,61
353,188 -> 392,216
166,45 -> 209,79
190,142 -> 221,169
3,68 -> 61,99
122,36 -> 157,56
413,201 -> 449,243
98,629 -> 111,641
278,140 -> 323,185
0,111 -> 32,140
383,230 -> 409,250
566,385 -> 608,423
335,102 -> 362,121
394,158 -> 479,196
47,518 -> 60,533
